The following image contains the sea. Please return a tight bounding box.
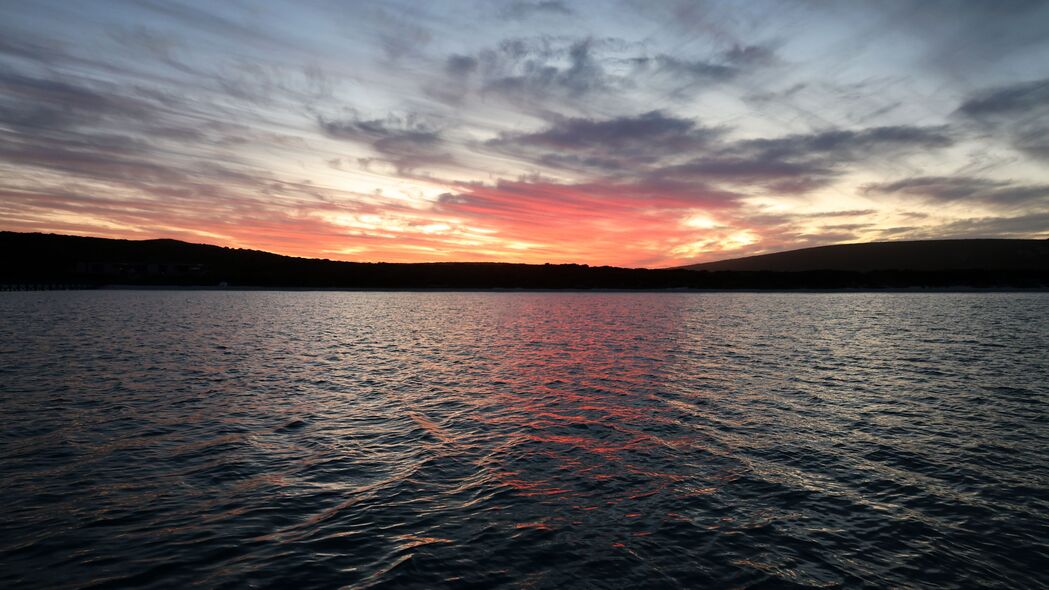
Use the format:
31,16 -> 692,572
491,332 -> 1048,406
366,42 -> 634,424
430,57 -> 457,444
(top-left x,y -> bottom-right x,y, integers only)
1,291 -> 1047,589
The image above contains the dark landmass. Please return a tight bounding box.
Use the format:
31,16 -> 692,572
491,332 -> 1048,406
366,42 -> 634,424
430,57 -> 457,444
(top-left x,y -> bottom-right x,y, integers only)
681,239 -> 1049,272
2,232 -> 1048,290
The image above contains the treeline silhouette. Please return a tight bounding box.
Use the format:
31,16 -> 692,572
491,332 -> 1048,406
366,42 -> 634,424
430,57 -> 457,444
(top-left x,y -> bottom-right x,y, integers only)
3,232 -> 1047,290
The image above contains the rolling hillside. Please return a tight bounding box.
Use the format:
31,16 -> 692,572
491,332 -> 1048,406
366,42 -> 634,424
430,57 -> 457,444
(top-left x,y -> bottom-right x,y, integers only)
682,240 -> 1049,272
3,232 -> 1047,289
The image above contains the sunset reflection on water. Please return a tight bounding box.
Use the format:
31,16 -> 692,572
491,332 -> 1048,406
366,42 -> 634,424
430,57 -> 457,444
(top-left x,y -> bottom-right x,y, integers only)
2,291 -> 1047,588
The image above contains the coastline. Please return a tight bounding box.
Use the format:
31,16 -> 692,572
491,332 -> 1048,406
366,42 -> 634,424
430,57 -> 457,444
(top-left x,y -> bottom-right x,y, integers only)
6,284 -> 1047,293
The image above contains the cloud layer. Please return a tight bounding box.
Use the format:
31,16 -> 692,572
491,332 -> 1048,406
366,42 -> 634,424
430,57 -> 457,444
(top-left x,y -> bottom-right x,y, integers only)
1,0 -> 1047,266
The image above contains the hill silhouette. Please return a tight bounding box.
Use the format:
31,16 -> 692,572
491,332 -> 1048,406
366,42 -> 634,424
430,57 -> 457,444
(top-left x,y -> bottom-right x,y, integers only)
682,239 -> 1049,272
2,232 -> 1047,290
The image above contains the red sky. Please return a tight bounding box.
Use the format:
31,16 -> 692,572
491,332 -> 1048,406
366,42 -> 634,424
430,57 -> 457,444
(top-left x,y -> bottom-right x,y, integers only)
1,1 -> 1047,267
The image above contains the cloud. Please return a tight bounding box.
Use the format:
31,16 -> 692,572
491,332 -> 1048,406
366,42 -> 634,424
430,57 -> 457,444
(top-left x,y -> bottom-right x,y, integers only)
318,112 -> 449,173
485,108 -> 953,195
482,38 -> 609,101
875,212 -> 1049,240
956,78 -> 1049,159
0,63 -> 379,259
957,78 -> 1049,117
446,54 -> 479,76
0,69 -> 152,131
633,55 -> 738,82
374,13 -> 432,62
2,0 -> 1047,266
0,68 -> 240,189
439,177 -> 740,215
796,209 -> 878,218
508,111 -> 707,150
500,1 -> 573,19
865,176 -> 1049,208
627,43 -> 778,92
737,125 -> 954,159
0,32 -> 79,67
722,44 -> 777,67
929,212 -> 1049,238
448,34 -> 774,112
432,177 -> 746,266
655,157 -> 833,193
0,184 -> 394,261
0,133 -> 185,185
487,110 -> 721,171
652,125 -> 954,193
426,54 -> 481,104
880,1 -> 1049,77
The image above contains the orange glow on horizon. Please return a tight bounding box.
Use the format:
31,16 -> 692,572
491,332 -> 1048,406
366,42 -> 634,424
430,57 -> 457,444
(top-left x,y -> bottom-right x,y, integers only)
0,180 -> 788,267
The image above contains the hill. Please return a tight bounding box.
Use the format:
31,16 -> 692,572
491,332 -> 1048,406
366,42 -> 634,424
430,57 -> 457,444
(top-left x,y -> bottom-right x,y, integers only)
2,232 -> 1047,290
681,239 -> 1049,272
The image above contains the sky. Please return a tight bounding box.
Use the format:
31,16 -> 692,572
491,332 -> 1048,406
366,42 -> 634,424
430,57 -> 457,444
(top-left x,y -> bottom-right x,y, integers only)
1,0 -> 1048,267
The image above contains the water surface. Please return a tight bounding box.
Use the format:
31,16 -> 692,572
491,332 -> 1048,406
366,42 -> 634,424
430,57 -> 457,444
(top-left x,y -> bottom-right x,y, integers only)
1,292 -> 1047,588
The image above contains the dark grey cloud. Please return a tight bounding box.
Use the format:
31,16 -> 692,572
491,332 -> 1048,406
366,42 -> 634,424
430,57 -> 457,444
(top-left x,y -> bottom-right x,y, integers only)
2,0 -> 1047,260
0,33 -> 70,66
653,125 -> 954,193
489,110 -> 720,165
657,157 -> 832,192
730,209 -> 877,232
633,55 -> 737,82
482,111 -> 725,177
627,43 -> 778,91
425,54 -> 480,104
957,78 -> 1049,116
819,223 -> 873,231
320,114 -> 440,144
0,69 -> 186,182
376,17 -> 432,62
956,78 -> 1049,159
446,54 -> 479,76
1013,127 -> 1049,160
0,132 -> 184,185
0,69 -> 153,131
723,44 -> 777,67
486,106 -> 954,194
0,64 -> 272,148
500,1 -> 573,19
737,125 -> 954,159
930,212 -> 1049,237
866,176 -> 1049,208
319,112 -> 449,173
482,38 -> 608,100
875,212 -> 1049,240
0,63 -> 323,229
797,209 -> 878,218
445,35 -> 773,111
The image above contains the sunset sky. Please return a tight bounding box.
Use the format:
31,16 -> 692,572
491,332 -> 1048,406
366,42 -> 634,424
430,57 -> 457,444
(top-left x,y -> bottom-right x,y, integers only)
1,0 -> 1048,267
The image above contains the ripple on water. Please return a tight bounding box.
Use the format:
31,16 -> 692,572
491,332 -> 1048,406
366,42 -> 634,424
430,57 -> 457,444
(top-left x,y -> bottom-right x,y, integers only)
1,291 -> 1047,589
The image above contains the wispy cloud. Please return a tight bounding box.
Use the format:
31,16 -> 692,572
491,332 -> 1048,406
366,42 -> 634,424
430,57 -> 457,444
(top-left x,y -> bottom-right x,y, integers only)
866,176 -> 1049,209
0,0 -> 1046,265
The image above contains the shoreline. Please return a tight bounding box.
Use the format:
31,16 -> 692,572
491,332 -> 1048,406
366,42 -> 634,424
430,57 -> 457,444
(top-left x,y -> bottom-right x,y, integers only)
5,284 -> 1048,294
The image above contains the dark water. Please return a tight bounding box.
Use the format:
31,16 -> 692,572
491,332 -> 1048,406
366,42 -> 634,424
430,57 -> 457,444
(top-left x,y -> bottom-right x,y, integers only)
1,291 -> 1048,589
